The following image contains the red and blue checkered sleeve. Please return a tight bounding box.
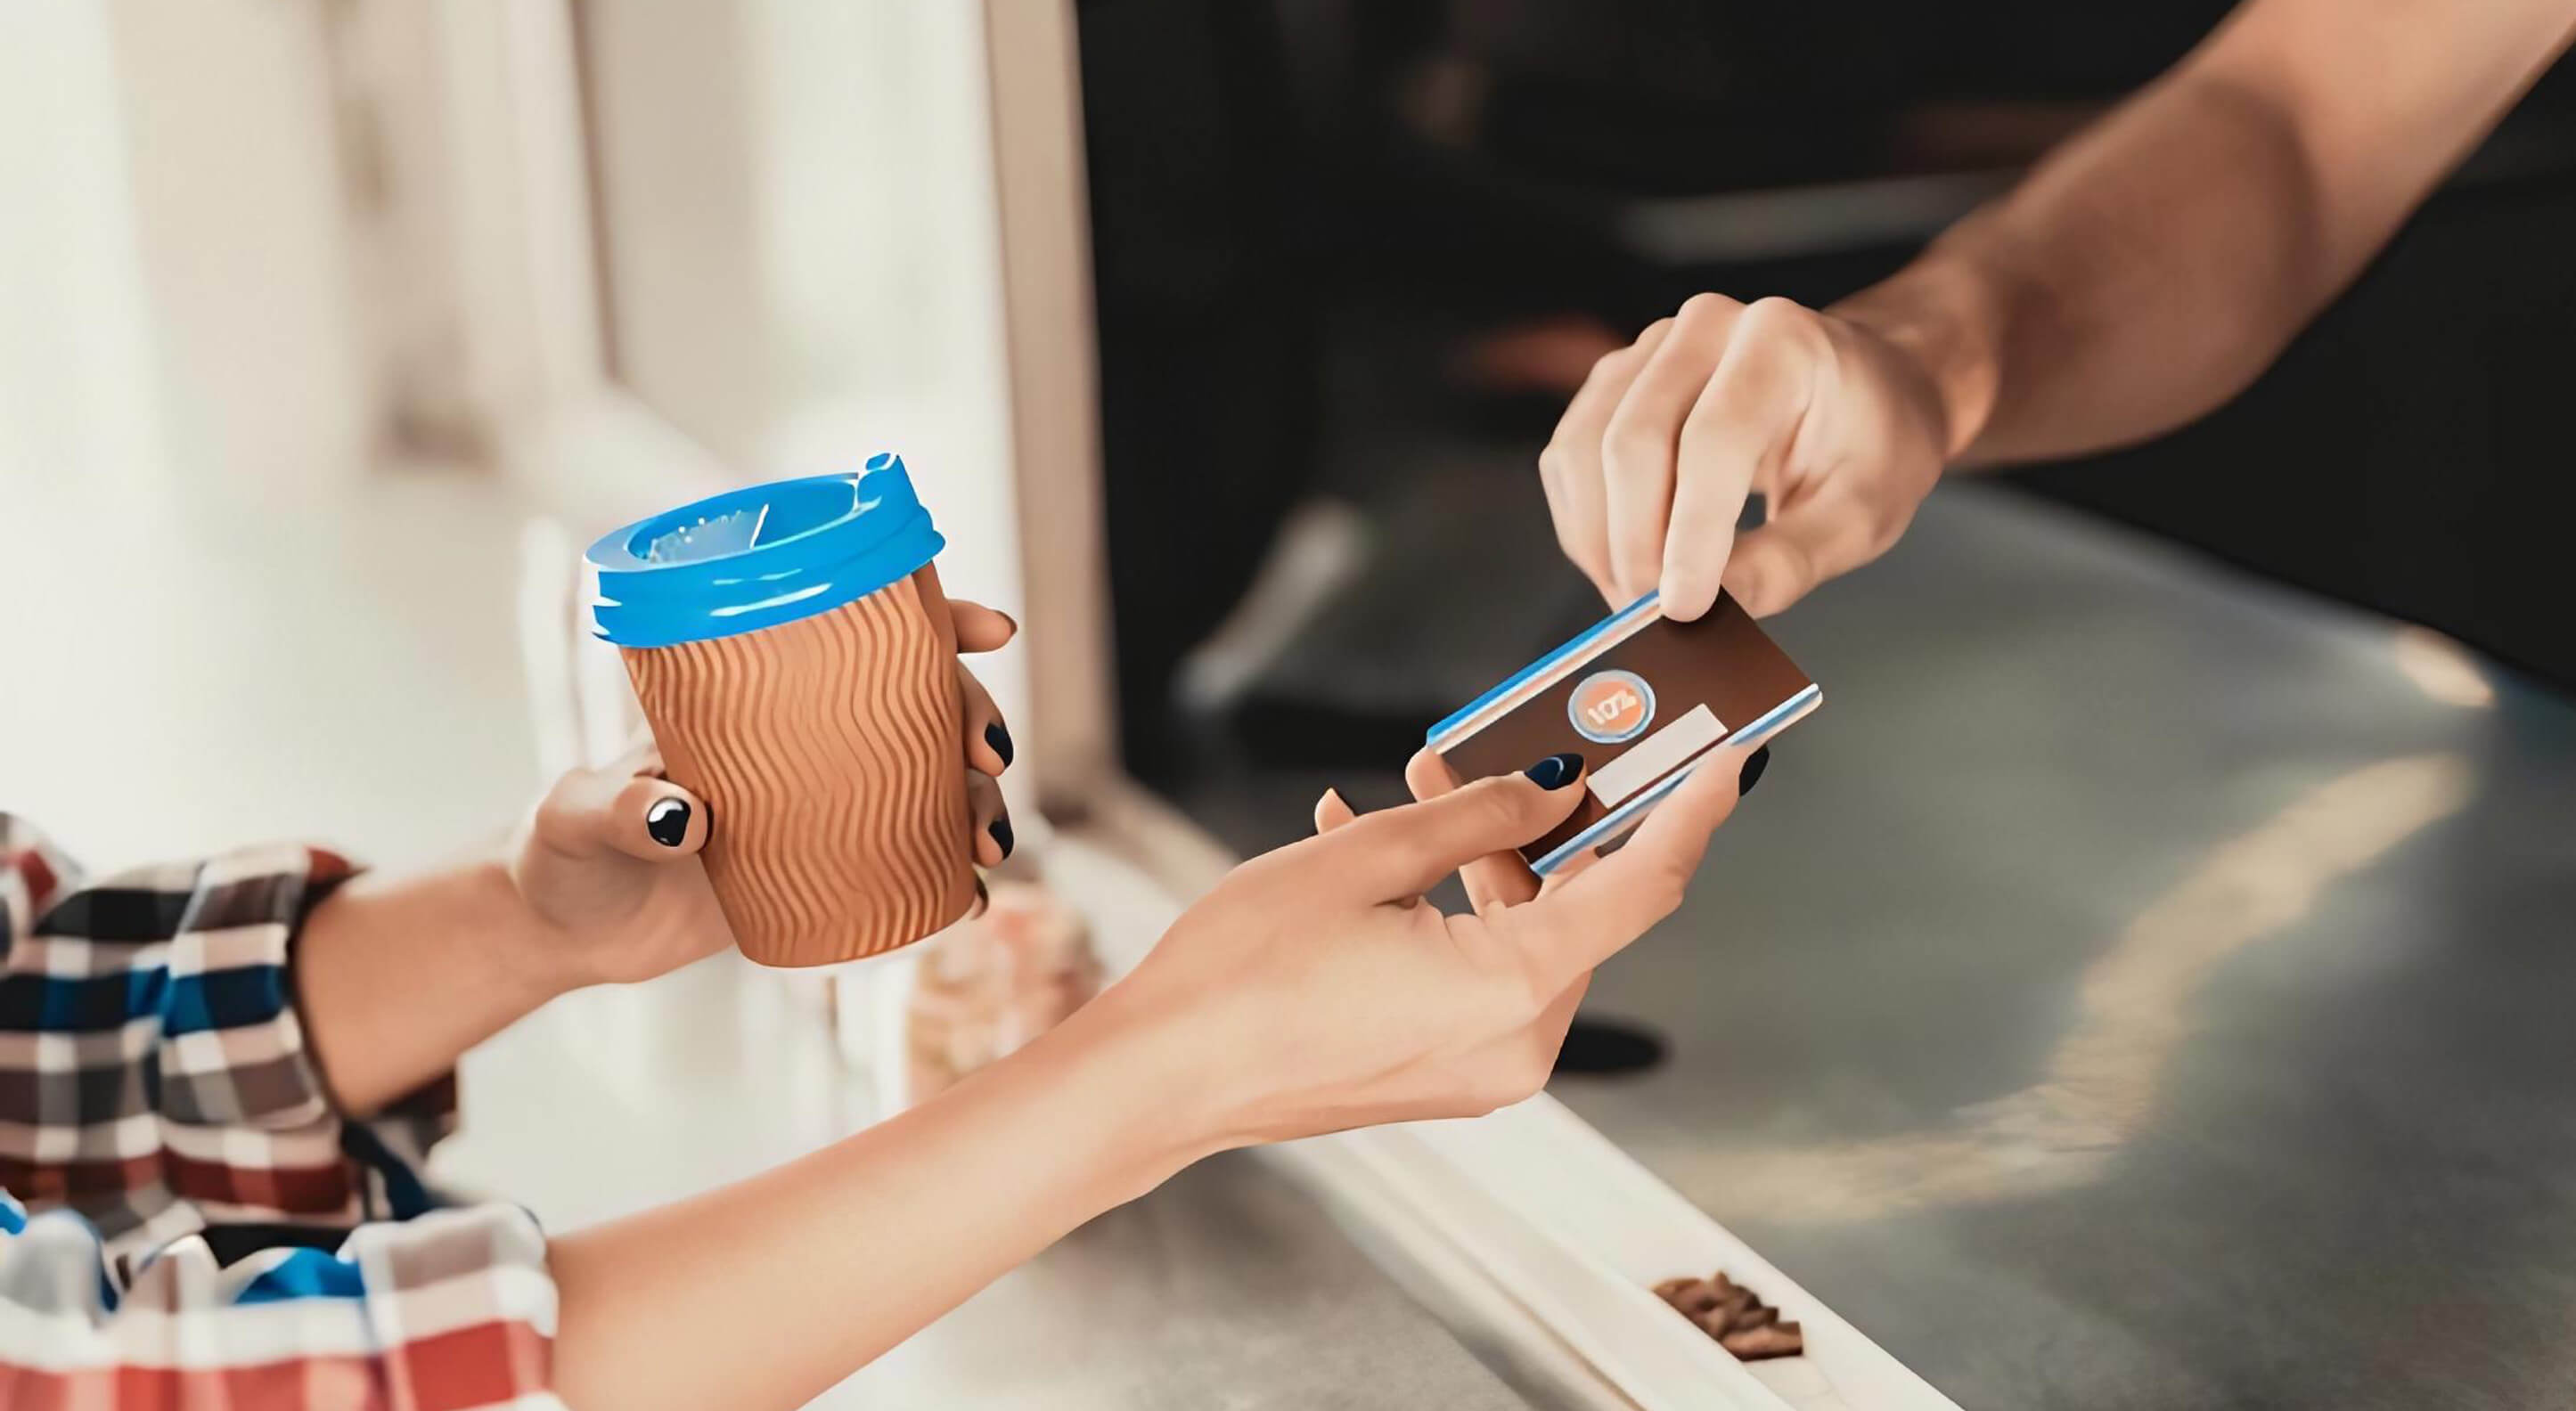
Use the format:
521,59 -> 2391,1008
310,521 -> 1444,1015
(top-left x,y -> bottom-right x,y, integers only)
2,817 -> 560,1406
1,818 -> 457,1269
0,1189 -> 563,1409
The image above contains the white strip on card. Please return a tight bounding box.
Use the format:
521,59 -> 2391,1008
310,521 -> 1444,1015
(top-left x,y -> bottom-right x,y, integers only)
1590,704 -> 1725,807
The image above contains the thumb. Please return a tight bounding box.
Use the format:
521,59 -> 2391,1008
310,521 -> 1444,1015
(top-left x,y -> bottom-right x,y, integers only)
1721,492 -> 1878,618
600,775 -> 710,860
1405,747 -> 1543,911
1322,754 -> 1589,902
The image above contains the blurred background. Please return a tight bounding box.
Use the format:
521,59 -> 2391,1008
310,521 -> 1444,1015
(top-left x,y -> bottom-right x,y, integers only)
1090,0 -> 2576,788
5,3 -> 2576,1407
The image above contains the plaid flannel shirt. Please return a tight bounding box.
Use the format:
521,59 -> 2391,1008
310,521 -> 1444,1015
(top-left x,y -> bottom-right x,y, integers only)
1,813 -> 562,1409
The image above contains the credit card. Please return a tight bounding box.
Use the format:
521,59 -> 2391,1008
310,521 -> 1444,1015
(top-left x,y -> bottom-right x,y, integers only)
1426,592 -> 1820,875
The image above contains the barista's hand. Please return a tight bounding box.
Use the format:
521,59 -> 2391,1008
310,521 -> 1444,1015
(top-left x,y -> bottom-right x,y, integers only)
1542,294 -> 1951,619
511,597 -> 1023,984
1097,746 -> 1746,1146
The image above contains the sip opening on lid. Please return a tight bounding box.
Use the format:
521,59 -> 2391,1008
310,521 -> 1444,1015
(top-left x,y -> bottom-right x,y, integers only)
587,453 -> 945,648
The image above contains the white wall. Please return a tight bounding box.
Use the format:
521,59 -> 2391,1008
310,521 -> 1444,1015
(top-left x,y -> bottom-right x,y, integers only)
0,1 -> 372,499
0,4 -> 163,491
574,0 -> 1033,744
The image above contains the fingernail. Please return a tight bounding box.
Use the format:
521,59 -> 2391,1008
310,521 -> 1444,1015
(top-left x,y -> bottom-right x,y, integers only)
985,721 -> 1015,768
1524,752 -> 1585,790
1738,746 -> 1771,797
1738,492 -> 1768,531
645,797 -> 691,847
972,875 -> 990,915
989,815 -> 1015,860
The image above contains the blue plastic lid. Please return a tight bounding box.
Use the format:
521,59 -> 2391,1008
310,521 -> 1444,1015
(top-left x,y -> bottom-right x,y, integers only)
586,453 -> 946,648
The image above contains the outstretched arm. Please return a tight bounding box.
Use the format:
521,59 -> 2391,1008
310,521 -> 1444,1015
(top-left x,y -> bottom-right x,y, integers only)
548,750 -> 1753,1410
1540,0 -> 2576,618
1868,0 -> 2576,465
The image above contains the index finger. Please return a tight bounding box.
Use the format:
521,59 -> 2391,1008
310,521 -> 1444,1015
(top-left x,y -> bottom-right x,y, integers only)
1661,313 -> 1811,620
1512,744 -> 1747,991
1542,323 -> 1670,605
1320,764 -> 1583,904
1404,748 -> 1544,912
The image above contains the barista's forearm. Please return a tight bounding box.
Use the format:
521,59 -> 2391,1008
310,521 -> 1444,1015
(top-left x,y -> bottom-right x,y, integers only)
1836,71 -> 2337,466
1832,0 -> 2576,466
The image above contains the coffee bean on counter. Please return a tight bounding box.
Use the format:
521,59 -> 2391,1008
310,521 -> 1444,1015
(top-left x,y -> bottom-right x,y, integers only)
1718,1321 -> 1804,1362
1648,1270 -> 1806,1362
1655,1276 -> 1723,1317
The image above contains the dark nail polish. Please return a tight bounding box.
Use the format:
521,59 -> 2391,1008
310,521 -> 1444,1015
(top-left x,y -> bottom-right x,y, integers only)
989,815 -> 1015,860
645,797 -> 691,847
1525,752 -> 1585,790
1738,746 -> 1771,797
985,721 -> 1015,767
1738,492 -> 1769,532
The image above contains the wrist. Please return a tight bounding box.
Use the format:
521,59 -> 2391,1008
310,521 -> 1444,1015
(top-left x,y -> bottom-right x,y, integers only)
296,852 -> 576,1115
1033,978 -> 1239,1197
1829,251 -> 2009,462
456,853 -> 594,1008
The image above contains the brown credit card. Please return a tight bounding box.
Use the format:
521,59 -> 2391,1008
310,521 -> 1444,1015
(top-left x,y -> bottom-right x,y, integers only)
1427,591 -> 1820,875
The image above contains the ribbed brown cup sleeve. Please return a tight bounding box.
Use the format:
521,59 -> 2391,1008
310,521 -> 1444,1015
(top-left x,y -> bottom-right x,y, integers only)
622,566 -> 977,966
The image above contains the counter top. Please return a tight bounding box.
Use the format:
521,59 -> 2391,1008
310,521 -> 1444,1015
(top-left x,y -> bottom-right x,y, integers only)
1182,480 -> 2576,1409
1569,486 -> 2576,1409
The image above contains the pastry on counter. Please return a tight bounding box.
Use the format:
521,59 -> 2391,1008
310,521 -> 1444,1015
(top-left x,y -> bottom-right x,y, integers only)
904,879 -> 1102,1102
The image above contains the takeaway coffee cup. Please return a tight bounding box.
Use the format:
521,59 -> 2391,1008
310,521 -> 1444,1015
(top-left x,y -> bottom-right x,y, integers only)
587,454 -> 978,966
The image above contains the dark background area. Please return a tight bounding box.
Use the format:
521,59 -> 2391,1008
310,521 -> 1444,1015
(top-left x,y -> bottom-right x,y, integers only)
1075,0 -> 2576,783
1068,12 -> 2576,1406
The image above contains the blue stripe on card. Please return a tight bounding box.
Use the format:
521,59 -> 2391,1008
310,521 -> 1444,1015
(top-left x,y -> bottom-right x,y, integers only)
1427,592 -> 1662,744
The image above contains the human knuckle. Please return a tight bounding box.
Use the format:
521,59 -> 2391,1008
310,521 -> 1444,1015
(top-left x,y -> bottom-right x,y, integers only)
1601,420 -> 1665,476
534,778 -> 588,824
1741,295 -> 1811,331
1677,291 -> 1738,326
1469,778 -> 1534,831
1633,865 -> 1689,918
